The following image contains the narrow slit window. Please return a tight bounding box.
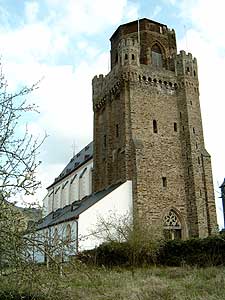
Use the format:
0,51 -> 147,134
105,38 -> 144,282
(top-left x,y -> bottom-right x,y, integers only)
162,177 -> 167,188
153,120 -> 158,133
174,122 -> 177,132
125,54 -> 128,60
132,54 -> 135,60
116,124 -> 119,137
104,135 -> 107,148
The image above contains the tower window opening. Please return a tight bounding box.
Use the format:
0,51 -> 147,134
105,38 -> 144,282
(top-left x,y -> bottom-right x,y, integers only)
174,122 -> 177,132
153,120 -> 158,133
187,67 -> 190,73
190,100 -> 192,106
194,70 -> 196,76
116,124 -> 119,137
125,53 -> 128,60
132,54 -> 135,60
163,210 -> 182,240
193,127 -> 195,134
162,177 -> 167,188
198,157 -> 200,165
115,52 -> 118,63
151,44 -> 163,67
103,135 -> 107,148
180,112 -> 182,119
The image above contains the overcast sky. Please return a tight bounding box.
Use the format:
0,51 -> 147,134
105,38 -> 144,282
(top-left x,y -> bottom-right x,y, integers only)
1,0 -> 224,227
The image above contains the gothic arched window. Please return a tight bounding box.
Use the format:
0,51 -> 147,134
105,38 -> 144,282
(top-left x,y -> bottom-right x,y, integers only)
66,224 -> 71,242
163,210 -> 182,240
151,44 -> 163,67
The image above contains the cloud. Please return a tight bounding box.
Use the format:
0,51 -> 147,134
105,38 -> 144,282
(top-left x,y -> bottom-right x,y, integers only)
44,0 -> 138,35
176,0 -> 225,227
25,1 -> 39,23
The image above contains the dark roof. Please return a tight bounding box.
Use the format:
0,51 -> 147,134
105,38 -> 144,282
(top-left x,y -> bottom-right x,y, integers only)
37,181 -> 123,230
48,141 -> 93,189
220,178 -> 225,189
110,18 -> 168,41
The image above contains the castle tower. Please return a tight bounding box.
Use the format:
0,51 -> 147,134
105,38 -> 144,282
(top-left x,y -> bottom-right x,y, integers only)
92,18 -> 217,239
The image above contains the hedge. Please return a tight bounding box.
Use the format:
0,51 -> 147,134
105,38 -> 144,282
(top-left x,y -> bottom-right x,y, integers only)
77,233 -> 225,267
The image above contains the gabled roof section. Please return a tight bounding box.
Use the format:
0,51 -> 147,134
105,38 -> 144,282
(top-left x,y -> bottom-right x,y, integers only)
37,181 -> 123,230
47,141 -> 93,189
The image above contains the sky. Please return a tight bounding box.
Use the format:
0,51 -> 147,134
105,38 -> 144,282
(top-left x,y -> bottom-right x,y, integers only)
0,0 -> 225,227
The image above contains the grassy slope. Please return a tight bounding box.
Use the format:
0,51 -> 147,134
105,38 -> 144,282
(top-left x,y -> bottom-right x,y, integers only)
1,265 -> 225,299
65,266 -> 225,300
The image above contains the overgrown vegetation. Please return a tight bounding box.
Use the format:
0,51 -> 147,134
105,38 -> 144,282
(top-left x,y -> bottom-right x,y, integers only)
79,233 -> 225,268
1,264 -> 225,300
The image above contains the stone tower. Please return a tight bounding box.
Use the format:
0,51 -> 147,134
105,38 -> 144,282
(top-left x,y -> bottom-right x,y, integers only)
92,18 -> 217,239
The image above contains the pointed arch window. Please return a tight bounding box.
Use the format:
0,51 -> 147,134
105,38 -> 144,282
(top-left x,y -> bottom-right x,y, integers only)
151,44 -> 163,67
66,224 -> 71,242
163,210 -> 182,240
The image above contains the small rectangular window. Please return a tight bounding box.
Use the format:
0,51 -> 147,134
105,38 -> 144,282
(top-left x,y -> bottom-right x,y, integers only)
162,177 -> 167,188
174,122 -> 177,132
153,120 -> 158,133
116,124 -> 119,137
104,135 -> 106,148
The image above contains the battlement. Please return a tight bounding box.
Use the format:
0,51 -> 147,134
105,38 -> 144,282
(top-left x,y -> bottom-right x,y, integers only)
176,50 -> 198,78
110,18 -> 177,70
118,37 -> 139,48
177,50 -> 197,63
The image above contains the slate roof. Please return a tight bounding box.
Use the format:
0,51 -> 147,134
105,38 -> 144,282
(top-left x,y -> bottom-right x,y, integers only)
48,141 -> 93,188
220,178 -> 225,189
37,181 -> 123,230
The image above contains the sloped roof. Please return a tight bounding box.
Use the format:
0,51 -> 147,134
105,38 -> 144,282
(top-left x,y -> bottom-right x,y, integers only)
37,181 -> 123,230
220,178 -> 225,189
48,141 -> 93,188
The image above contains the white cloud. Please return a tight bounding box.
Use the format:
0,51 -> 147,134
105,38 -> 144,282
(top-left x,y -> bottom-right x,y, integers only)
176,0 -> 225,227
44,0 -> 138,35
151,5 -> 162,18
25,1 -> 39,23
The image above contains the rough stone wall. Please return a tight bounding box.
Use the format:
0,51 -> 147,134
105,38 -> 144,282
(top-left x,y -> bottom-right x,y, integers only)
92,18 -> 218,239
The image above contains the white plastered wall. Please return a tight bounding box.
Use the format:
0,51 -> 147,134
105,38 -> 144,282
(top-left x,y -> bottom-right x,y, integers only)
42,159 -> 93,216
78,180 -> 133,251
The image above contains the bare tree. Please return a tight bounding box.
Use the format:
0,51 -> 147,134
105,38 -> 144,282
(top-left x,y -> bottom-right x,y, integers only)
0,62 -> 45,200
0,60 -> 46,272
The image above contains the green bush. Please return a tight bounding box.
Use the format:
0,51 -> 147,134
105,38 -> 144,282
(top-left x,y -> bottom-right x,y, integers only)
79,235 -> 225,267
158,235 -> 225,266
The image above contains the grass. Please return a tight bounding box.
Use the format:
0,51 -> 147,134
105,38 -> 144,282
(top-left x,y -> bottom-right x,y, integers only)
1,264 -> 225,299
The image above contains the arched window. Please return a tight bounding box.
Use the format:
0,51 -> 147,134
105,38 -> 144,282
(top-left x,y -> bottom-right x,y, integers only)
66,224 -> 71,242
163,210 -> 182,240
151,44 -> 163,67
53,228 -> 59,245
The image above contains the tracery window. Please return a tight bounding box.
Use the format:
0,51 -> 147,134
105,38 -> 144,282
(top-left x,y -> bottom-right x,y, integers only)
151,44 -> 163,67
163,210 -> 182,240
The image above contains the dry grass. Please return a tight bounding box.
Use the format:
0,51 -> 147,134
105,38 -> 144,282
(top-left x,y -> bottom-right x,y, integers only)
1,264 -> 225,299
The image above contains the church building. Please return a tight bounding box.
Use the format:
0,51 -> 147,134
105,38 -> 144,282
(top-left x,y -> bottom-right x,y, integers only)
37,18 -> 217,261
